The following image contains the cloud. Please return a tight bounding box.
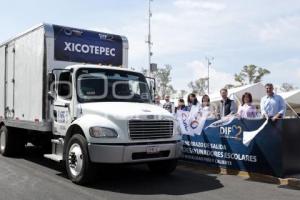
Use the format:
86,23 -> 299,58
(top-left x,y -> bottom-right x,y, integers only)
88,1 -> 300,91
258,15 -> 300,47
174,0 -> 226,12
148,2 -> 237,58
296,68 -> 300,79
264,58 -> 300,85
185,60 -> 235,93
91,27 -> 114,34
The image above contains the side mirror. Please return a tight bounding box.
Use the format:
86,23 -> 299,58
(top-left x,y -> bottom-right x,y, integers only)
48,91 -> 56,101
48,73 -> 56,101
145,76 -> 156,102
48,73 -> 55,86
58,81 -> 72,99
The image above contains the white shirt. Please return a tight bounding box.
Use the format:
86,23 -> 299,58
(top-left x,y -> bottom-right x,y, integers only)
238,104 -> 257,118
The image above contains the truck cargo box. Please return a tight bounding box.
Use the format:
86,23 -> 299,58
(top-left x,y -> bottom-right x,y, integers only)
0,23 -> 128,131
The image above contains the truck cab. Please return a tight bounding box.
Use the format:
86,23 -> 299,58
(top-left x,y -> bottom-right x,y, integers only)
0,24 -> 182,184
48,65 -> 182,183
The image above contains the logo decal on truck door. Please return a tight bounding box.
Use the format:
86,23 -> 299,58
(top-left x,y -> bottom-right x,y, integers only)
57,110 -> 68,123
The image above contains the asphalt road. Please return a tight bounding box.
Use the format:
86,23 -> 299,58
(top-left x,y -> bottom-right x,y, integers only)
0,148 -> 299,200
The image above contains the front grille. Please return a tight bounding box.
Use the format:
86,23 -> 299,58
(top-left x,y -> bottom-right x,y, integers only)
129,120 -> 174,140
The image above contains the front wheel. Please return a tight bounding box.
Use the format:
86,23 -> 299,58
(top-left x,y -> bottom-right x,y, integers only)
65,134 -> 94,185
147,159 -> 178,175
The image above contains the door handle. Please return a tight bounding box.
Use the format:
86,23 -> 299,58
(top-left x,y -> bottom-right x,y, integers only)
54,103 -> 70,108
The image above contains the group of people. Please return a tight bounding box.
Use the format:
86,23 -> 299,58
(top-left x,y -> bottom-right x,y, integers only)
155,83 -> 286,121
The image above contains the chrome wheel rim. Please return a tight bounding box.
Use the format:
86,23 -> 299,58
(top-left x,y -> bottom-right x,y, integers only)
0,130 -> 6,152
68,143 -> 83,177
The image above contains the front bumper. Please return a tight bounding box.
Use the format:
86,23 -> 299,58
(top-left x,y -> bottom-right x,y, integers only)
88,141 -> 182,163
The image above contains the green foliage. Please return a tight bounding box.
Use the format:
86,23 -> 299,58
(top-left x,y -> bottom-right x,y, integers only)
142,65 -> 176,98
224,84 -> 236,89
177,90 -> 188,98
234,64 -> 270,85
188,77 -> 208,95
280,83 -> 297,92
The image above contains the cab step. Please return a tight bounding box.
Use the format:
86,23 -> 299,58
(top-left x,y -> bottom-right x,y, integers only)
44,154 -> 63,162
43,138 -> 64,162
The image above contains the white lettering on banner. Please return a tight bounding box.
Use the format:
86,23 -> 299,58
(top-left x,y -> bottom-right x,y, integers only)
205,115 -> 236,130
184,154 -> 233,166
183,141 -> 258,163
183,141 -> 226,150
63,42 -> 116,56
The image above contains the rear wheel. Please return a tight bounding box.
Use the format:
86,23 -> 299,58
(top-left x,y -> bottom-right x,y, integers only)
65,134 -> 94,185
147,159 -> 178,175
0,126 -> 25,156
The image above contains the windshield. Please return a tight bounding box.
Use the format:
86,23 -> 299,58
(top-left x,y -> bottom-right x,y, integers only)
76,68 -> 151,103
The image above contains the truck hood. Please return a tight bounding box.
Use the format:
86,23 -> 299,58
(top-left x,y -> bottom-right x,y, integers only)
80,102 -> 174,121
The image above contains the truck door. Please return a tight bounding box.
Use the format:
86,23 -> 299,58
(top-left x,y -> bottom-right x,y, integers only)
5,43 -> 15,119
53,71 -> 73,136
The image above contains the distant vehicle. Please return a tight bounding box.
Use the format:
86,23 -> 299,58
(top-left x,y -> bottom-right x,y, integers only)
0,23 -> 182,184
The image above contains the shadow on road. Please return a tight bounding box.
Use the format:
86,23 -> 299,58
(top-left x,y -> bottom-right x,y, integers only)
22,146 -> 224,195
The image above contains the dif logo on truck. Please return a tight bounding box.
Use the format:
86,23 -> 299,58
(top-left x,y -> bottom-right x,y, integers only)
53,25 -> 123,66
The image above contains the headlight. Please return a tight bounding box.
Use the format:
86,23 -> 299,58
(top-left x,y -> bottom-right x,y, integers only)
89,127 -> 118,138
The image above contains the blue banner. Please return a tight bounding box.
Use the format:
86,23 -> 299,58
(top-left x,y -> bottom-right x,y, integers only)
53,25 -> 123,66
182,119 -> 285,177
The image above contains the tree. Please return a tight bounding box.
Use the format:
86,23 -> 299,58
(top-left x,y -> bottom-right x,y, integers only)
280,83 -> 297,92
224,84 -> 235,89
177,90 -> 188,98
234,65 -> 270,85
188,78 -> 208,95
142,65 -> 176,98
165,85 -> 177,97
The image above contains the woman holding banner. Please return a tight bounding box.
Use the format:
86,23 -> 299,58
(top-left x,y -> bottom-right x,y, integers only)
200,94 -> 216,119
187,93 -> 200,112
175,98 -> 187,113
237,92 -> 257,118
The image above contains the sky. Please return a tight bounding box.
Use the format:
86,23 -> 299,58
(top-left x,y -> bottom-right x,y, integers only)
0,0 -> 300,94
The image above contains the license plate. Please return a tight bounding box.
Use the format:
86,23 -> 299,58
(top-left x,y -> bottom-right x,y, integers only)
146,146 -> 160,154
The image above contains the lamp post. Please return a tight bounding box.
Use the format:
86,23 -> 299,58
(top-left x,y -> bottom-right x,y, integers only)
146,0 -> 153,76
206,56 -> 214,94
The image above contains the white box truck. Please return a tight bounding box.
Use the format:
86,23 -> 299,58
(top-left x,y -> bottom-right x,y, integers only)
0,23 -> 182,184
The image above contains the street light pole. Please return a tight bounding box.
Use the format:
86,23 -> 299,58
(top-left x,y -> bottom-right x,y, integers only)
146,0 -> 153,75
206,56 -> 214,94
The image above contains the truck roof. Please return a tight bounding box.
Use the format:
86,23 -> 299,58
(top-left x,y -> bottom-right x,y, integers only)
0,23 -> 127,47
0,23 -> 44,47
1,23 -> 129,68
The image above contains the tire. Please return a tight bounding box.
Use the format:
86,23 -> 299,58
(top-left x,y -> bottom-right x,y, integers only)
147,159 -> 178,175
0,126 -> 25,156
65,134 -> 94,185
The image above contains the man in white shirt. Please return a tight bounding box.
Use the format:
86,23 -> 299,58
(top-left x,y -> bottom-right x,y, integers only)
260,83 -> 286,121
